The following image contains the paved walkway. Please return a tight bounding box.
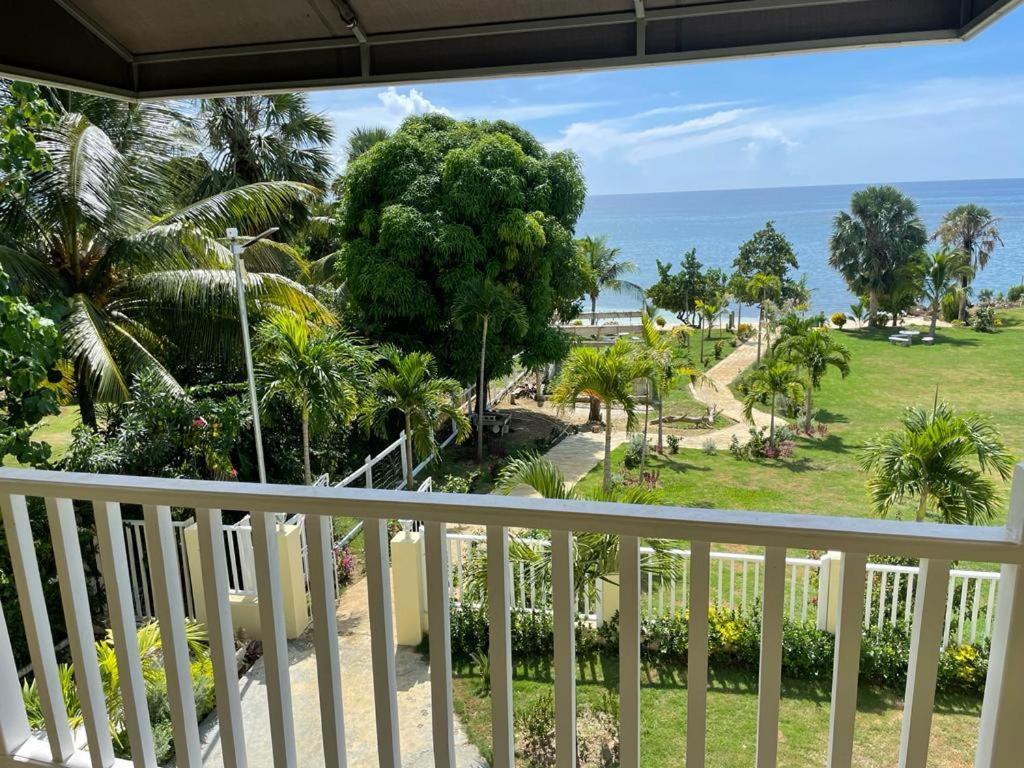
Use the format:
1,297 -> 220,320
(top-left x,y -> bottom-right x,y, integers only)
195,579 -> 485,768
505,428 -> 629,497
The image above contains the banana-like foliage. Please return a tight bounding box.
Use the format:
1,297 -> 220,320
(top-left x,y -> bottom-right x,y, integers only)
0,110 -> 324,425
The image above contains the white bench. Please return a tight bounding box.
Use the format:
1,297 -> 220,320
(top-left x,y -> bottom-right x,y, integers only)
889,335 -> 912,347
922,336 -> 935,345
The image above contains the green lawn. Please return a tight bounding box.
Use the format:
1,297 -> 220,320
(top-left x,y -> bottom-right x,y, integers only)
579,311 -> 1024,529
451,657 -> 981,768
2,406 -> 81,468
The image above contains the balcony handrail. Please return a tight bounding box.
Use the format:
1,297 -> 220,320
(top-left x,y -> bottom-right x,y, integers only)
2,467 -> 1022,565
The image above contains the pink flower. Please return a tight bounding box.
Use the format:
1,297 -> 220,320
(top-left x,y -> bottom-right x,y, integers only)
193,417 -> 209,428
230,468 -> 238,478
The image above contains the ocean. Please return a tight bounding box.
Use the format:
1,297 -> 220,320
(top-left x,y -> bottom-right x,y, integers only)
577,178 -> 1024,315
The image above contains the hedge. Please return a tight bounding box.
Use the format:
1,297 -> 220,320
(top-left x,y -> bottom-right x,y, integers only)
449,603 -> 988,697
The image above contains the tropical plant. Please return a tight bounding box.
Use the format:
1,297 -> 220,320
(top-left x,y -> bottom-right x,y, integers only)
0,109 -> 322,427
550,339 -> 653,492
934,204 -> 1002,321
860,399 -> 1014,524
452,276 -> 528,463
748,273 -> 781,363
344,126 -> 391,163
740,358 -> 804,444
733,221 -> 801,301
363,346 -> 471,488
647,249 -> 723,328
829,186 -> 927,324
776,328 -> 851,433
921,247 -> 973,336
0,80 -> 55,196
849,300 -> 867,329
187,94 -> 334,196
577,235 -> 645,320
638,312 -> 706,453
256,311 -> 372,483
830,312 -> 847,330
339,114 -> 586,395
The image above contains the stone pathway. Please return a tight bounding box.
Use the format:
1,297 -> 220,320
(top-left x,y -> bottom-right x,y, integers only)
195,579 -> 485,768
505,428 -> 628,497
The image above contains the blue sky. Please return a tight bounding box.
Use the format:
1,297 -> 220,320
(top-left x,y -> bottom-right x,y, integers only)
309,5 -> 1024,195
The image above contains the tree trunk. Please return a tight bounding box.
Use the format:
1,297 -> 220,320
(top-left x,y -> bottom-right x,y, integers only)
588,396 -> 602,422
535,369 -> 544,404
590,295 -> 598,325
868,290 -> 879,325
603,403 -> 613,493
76,375 -> 97,429
737,303 -> 742,333
916,488 -> 929,522
930,303 -> 938,336
756,305 -> 763,363
769,399 -> 776,444
657,397 -> 664,453
477,317 -> 488,464
700,329 -> 705,361
958,275 -> 969,322
405,413 -> 416,490
301,410 -> 311,485
641,389 -> 650,469
804,387 -> 813,434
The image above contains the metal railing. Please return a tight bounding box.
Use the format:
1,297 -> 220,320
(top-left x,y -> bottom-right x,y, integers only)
1,465 -> 1023,768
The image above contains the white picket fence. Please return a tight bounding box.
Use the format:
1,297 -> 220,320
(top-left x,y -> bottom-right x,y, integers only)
445,532 -> 1000,647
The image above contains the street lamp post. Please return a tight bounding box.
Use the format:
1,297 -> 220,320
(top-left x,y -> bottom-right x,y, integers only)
228,226 -> 276,484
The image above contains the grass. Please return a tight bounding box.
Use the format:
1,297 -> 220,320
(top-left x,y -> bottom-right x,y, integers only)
451,657 -> 981,768
2,406 -> 80,467
578,311 -> 1024,530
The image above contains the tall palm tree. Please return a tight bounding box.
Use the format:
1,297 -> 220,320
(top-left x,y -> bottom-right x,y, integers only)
550,338 -> 653,492
829,186 -> 927,325
860,399 -> 1013,524
934,204 -> 1002,321
363,346 -> 471,489
578,235 -> 646,421
452,276 -> 527,463
0,110 -> 322,427
921,247 -> 974,336
748,273 -> 781,363
255,311 -> 372,484
189,94 -> 335,196
740,358 -> 804,444
776,328 -> 851,433
345,126 -> 391,163
638,313 -> 706,454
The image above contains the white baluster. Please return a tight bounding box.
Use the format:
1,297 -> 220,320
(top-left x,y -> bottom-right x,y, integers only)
424,522 -> 455,768
756,547 -> 785,768
364,518 -> 401,768
0,596 -> 30,755
687,542 -> 710,768
619,535 -> 641,768
552,530 -> 576,768
487,526 -> 514,768
827,552 -> 867,768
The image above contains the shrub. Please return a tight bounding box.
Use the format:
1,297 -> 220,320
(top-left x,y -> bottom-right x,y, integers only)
1008,284 -> 1024,303
971,305 -> 997,332
713,339 -> 725,359
335,545 -> 356,585
666,435 -> 680,454
437,471 -> 479,494
655,315 -> 666,327
736,323 -> 753,341
622,433 -> 649,470
702,439 -> 717,456
830,312 -> 847,329
978,288 -> 995,304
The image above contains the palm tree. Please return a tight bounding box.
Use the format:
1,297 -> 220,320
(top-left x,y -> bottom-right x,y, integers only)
189,94 -> 334,196
829,186 -> 927,325
363,346 -> 471,489
849,299 -> 867,330
740,358 -> 804,444
748,273 -> 781,363
577,235 -> 645,321
776,328 -> 851,433
0,110 -> 322,427
860,399 -> 1013,524
345,126 -> 391,163
452,276 -> 527,463
934,204 -> 1003,321
255,311 -> 372,484
695,291 -> 727,359
550,339 -> 653,492
921,247 -> 974,336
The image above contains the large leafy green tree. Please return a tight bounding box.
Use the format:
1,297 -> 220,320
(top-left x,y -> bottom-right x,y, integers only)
338,114 -> 587,389
452,276 -> 527,463
934,204 -> 1002,321
186,94 -> 335,197
577,235 -> 644,320
344,126 -> 391,164
0,266 -> 63,465
828,186 -> 927,324
647,248 -> 725,327
256,311 -> 372,484
775,326 -> 851,433
748,272 -> 781,363
921,247 -> 973,336
550,339 -> 653,492
363,346 -> 471,489
733,221 -> 801,301
1,81 -> 55,197
860,399 -> 1013,524
0,109 -> 322,427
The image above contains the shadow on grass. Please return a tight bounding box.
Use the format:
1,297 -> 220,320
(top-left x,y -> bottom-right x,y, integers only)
814,409 -> 849,425
652,455 -> 713,474
806,434 -> 852,455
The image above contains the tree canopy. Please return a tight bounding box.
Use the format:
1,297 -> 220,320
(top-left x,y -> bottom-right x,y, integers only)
336,114 -> 587,384
733,221 -> 803,301
647,248 -> 726,325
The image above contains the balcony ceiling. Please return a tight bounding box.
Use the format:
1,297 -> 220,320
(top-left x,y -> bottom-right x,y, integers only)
1,0 -> 1021,100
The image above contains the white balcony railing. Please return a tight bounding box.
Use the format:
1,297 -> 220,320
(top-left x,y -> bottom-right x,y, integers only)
1,465 -> 1023,768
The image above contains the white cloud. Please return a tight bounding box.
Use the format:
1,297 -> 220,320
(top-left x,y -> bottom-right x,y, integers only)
377,87 -> 451,117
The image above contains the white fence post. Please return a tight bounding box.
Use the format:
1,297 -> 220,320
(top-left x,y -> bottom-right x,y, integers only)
392,529 -> 425,646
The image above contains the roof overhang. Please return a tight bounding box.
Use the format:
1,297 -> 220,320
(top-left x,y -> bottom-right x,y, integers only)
2,0 -> 1021,100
